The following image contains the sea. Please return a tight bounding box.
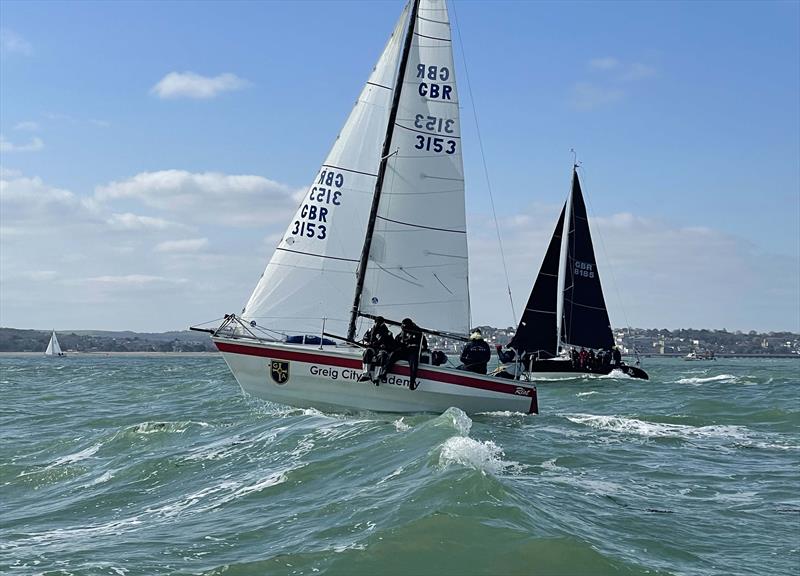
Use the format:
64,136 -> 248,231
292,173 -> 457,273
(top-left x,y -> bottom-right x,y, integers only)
1,355 -> 798,576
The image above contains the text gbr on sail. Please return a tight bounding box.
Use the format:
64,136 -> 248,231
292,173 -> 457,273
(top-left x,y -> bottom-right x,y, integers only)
417,63 -> 451,100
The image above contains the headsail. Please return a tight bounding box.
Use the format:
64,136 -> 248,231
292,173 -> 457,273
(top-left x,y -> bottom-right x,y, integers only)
509,205 -> 566,357
358,0 -> 470,335
561,170 -> 614,350
241,4 -> 411,338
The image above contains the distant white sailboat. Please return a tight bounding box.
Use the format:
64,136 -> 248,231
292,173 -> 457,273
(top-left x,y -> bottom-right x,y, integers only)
194,0 -> 539,415
44,331 -> 66,357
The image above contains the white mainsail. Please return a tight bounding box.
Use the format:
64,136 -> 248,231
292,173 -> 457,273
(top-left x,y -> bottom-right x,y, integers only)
241,4 -> 411,338
242,0 -> 470,339
358,0 -> 470,335
44,331 -> 63,356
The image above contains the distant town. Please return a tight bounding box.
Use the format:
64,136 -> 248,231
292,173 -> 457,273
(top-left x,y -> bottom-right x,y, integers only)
1,326 -> 798,357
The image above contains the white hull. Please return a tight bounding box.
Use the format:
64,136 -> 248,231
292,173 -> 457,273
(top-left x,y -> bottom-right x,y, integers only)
213,337 -> 538,415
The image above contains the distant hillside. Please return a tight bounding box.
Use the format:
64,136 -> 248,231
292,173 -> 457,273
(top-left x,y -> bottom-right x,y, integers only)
0,328 -> 216,353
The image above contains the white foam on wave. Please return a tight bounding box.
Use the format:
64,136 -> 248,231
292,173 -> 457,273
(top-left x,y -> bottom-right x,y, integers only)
133,420 -> 210,434
599,369 -> 634,379
6,516 -> 144,548
84,470 -> 114,487
52,443 -> 102,466
675,374 -> 737,385
393,417 -> 410,432
476,410 -> 528,417
565,413 -> 751,441
440,407 -> 472,436
576,391 -> 598,397
439,436 -> 520,475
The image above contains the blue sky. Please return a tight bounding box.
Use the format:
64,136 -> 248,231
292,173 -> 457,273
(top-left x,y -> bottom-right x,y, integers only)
1,0 -> 798,333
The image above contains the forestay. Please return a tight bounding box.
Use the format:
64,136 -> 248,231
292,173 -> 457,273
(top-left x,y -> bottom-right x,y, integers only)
359,0 -> 470,335
241,5 -> 410,337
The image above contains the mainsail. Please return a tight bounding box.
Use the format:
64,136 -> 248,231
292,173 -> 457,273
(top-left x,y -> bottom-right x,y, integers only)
512,169 -> 614,356
357,0 -> 470,335
45,331 -> 63,356
242,0 -> 470,340
562,170 -> 614,350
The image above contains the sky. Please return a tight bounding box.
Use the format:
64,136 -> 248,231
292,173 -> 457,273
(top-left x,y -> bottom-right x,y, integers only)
1,0 -> 798,333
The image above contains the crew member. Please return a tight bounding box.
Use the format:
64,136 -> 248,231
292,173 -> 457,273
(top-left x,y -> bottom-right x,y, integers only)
386,318 -> 427,390
360,316 -> 395,384
459,329 -> 491,374
612,346 -> 622,367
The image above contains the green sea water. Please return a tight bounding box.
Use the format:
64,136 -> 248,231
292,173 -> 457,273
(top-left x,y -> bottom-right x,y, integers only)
1,355 -> 798,575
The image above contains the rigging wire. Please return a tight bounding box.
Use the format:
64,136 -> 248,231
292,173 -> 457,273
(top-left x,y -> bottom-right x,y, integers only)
450,0 -> 517,327
576,164 -> 640,361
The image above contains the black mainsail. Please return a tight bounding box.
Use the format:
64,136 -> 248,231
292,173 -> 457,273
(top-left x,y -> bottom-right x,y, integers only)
508,205 -> 565,357
512,168 -> 614,356
562,169 -> 614,350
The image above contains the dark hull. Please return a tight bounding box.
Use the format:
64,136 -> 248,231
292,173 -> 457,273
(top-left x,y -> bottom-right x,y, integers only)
528,358 -> 649,380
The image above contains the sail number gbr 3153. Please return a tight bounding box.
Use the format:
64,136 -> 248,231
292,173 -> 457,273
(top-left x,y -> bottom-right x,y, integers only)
413,114 -> 457,155
291,169 -> 344,240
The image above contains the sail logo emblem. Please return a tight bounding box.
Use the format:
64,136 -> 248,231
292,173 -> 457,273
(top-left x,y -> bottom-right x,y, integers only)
270,360 -> 290,385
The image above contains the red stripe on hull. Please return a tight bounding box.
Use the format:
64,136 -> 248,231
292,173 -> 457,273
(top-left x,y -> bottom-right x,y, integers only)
214,339 -> 537,411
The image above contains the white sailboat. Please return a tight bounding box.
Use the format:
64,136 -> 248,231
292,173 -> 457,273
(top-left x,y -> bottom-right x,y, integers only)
504,167 -> 648,380
199,0 -> 538,414
44,330 -> 66,357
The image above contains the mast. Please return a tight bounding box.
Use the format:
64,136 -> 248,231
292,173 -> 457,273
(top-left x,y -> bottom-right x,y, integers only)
347,0 -> 420,341
555,166 -> 576,353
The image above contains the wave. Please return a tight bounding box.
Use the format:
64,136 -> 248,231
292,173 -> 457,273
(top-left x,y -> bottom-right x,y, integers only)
675,374 -> 738,385
438,436 -> 520,475
576,391 -> 598,397
565,413 -> 750,440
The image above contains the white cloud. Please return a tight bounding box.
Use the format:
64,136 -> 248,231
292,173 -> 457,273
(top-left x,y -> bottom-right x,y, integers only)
150,71 -> 249,99
85,274 -> 187,285
95,169 -> 297,226
468,205 -> 799,332
590,57 -> 620,70
155,238 -> 209,253
14,121 -> 40,131
571,82 -> 624,111
106,212 -> 186,231
0,29 -> 32,56
0,135 -> 44,152
573,57 -> 657,110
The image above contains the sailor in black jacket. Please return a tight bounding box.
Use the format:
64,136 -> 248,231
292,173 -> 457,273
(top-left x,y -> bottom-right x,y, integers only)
360,317 -> 395,384
459,329 -> 491,374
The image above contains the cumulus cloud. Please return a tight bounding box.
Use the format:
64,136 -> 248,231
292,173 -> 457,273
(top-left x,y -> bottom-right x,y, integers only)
150,71 -> 249,99
0,29 -> 32,56
155,238 -> 209,253
95,170 -> 298,226
468,204 -> 798,332
0,135 -> 44,152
